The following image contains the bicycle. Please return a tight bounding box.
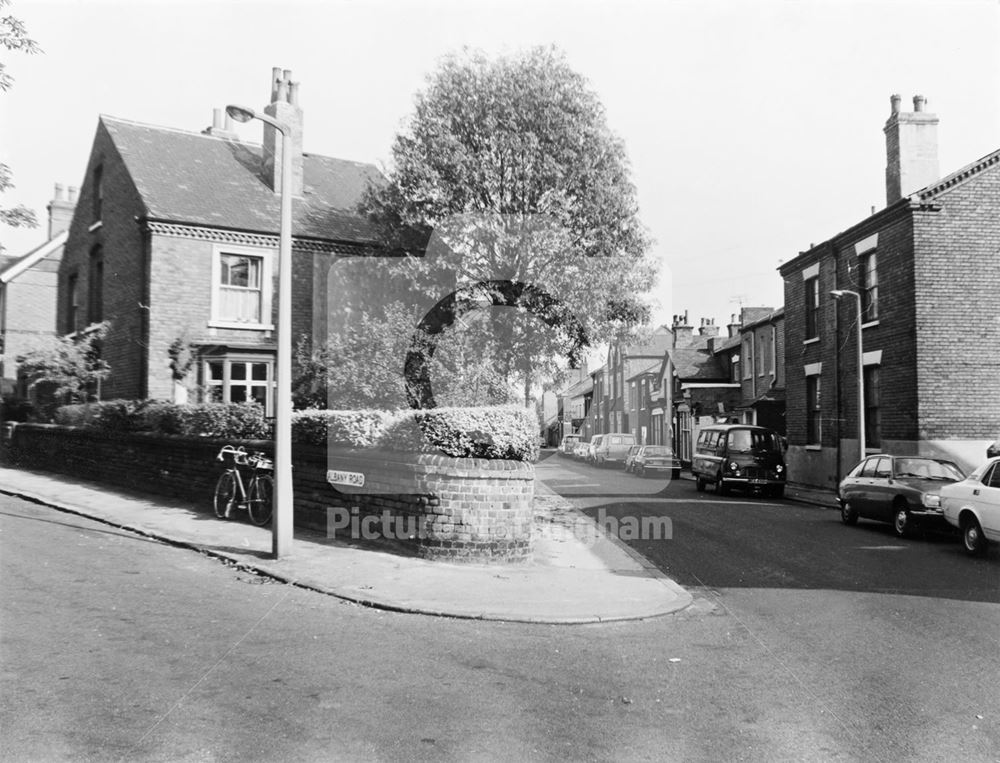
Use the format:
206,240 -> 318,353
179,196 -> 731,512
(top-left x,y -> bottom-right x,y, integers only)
213,445 -> 274,526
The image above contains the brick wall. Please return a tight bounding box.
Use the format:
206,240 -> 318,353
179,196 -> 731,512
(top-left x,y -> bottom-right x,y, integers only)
7,424 -> 534,563
60,121 -> 149,399
913,159 -> 1000,441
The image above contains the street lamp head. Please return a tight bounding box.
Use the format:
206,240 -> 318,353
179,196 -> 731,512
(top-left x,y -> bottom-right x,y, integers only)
830,290 -> 845,299
225,104 -> 256,123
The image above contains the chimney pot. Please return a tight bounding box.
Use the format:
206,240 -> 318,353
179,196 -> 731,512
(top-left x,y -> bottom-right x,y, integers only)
890,93 -> 902,114
270,66 -> 282,100
212,107 -> 224,130
54,183 -> 65,201
913,94 -> 926,112
68,186 -> 79,203
288,81 -> 300,106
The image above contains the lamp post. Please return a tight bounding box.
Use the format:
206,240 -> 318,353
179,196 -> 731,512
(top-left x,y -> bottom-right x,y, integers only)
830,289 -> 866,462
227,104 -> 293,558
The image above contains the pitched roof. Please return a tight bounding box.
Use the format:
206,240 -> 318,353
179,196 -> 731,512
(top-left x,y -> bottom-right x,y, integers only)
625,359 -> 661,382
918,147 -> 1000,201
102,116 -> 384,244
0,231 -> 67,284
667,347 -> 728,380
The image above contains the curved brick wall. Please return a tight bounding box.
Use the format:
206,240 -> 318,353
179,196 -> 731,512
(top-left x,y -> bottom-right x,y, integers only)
5,424 -> 535,564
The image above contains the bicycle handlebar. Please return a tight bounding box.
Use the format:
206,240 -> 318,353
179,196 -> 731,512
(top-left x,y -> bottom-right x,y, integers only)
216,445 -> 272,470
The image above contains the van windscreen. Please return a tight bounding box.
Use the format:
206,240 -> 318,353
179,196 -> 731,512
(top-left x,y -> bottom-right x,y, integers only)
727,429 -> 780,452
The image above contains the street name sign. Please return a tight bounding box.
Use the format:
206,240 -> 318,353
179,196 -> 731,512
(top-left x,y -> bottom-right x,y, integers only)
327,469 -> 365,488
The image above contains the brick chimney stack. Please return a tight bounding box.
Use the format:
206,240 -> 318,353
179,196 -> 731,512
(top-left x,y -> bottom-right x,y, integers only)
263,67 -> 304,197
884,93 -> 939,205
698,317 -> 720,338
727,313 -> 741,338
47,183 -> 77,239
672,310 -> 694,348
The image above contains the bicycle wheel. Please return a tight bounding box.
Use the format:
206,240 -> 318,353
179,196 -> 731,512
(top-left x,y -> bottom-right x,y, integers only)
213,472 -> 237,519
247,474 -> 274,526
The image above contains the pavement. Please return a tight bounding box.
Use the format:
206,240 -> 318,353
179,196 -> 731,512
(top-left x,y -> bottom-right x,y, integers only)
0,463 -> 694,625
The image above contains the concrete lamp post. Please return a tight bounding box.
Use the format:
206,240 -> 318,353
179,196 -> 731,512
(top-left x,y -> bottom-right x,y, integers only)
226,104 -> 294,559
830,289 -> 866,463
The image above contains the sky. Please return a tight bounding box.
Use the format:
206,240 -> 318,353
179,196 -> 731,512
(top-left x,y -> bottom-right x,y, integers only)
2,0 -> 999,334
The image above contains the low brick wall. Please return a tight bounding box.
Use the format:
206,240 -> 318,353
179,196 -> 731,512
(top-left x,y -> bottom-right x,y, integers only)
5,423 -> 534,563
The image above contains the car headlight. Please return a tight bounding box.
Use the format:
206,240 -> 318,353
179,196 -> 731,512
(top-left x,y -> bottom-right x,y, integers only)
729,461 -> 738,471
776,464 -> 784,473
921,493 -> 941,509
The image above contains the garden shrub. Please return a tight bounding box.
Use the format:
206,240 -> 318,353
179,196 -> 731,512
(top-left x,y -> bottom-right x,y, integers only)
382,405 -> 539,461
291,409 -> 394,448
54,401 -> 270,440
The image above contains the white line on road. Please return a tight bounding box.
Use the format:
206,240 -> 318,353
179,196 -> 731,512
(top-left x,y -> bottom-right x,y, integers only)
857,546 -> 907,551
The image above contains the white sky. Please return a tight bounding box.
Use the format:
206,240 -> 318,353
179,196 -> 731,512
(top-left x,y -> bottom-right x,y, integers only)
3,0 -> 999,332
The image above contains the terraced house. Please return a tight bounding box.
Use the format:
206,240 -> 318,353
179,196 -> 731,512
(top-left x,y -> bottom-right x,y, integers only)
779,95 -> 1000,490
55,68 -> 383,411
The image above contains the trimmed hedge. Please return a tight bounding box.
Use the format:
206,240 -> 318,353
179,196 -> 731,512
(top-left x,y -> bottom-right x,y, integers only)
54,400 -> 271,440
52,402 -> 539,461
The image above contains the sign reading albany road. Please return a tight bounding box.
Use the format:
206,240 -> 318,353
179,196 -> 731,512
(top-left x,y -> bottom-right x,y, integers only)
327,470 -> 365,488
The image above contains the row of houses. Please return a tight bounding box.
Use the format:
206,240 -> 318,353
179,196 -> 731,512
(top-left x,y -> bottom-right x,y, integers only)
2,76 -> 998,490
549,94 -> 999,489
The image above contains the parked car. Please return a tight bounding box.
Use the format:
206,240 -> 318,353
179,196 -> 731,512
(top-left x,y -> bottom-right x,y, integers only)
623,445 -> 642,472
939,456 -> 1000,555
559,434 -> 582,456
838,454 -> 965,537
573,441 -> 590,459
631,445 -> 682,480
692,424 -> 786,497
593,433 -> 636,468
585,435 -> 606,464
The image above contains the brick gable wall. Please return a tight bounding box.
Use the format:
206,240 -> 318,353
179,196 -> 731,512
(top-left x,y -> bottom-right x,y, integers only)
913,162 -> 1000,440
60,121 -> 149,400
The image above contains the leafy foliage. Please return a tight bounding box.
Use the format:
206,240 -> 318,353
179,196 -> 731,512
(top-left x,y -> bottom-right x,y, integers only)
54,400 -> 271,439
1,1 -> 41,243
353,46 -> 657,404
17,322 -> 111,403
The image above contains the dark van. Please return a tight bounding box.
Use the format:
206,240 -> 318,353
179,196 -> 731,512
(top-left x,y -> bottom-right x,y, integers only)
692,425 -> 786,498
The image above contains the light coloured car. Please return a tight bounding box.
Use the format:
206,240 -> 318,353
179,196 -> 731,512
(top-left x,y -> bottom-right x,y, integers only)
838,455 -> 965,537
559,434 -> 582,456
573,441 -> 590,459
623,445 -> 642,472
939,456 -> 1000,555
585,434 -> 605,464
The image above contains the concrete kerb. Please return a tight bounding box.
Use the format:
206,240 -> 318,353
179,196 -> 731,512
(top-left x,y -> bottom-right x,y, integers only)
0,471 -> 693,625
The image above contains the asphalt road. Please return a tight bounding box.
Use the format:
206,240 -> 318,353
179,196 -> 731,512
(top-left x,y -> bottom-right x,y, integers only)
539,454 -> 1000,602
3,479 -> 999,761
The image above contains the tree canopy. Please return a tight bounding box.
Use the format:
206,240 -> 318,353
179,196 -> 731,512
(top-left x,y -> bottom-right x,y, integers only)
0,0 -> 41,246
314,46 -> 657,409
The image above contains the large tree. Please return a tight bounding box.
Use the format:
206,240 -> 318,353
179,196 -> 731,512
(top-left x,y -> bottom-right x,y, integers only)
348,45 -> 657,407
0,0 -> 40,247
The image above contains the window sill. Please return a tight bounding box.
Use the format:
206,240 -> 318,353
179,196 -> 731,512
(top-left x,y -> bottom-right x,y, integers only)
862,320 -> 880,330
88,220 -> 103,232
805,444 -> 822,451
803,337 -> 819,345
208,321 -> 275,331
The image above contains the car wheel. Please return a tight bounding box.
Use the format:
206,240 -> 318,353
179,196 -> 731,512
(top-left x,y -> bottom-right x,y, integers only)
840,500 -> 858,526
893,503 -> 910,537
770,485 -> 785,499
672,468 -> 681,481
696,477 -> 706,492
715,474 -> 729,496
961,515 -> 988,556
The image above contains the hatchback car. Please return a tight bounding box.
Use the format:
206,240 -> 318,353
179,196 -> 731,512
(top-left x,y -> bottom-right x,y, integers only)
572,442 -> 590,459
939,456 -> 1000,555
838,454 -> 965,537
631,445 -> 682,480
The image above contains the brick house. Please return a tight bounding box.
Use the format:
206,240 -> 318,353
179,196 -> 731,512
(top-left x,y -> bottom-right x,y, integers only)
604,326 -> 672,438
658,313 -> 741,465
778,95 -> 1000,490
624,361 -> 660,445
56,69 -> 383,411
735,307 -> 785,434
0,184 -> 77,399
